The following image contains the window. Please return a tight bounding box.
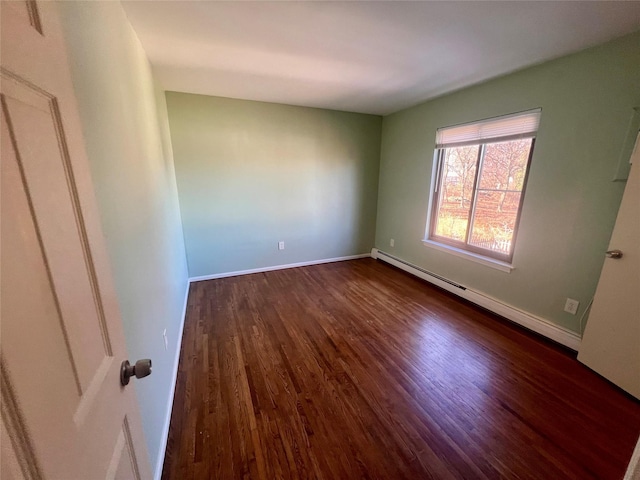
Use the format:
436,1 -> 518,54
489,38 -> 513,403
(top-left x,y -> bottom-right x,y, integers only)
426,109 -> 540,264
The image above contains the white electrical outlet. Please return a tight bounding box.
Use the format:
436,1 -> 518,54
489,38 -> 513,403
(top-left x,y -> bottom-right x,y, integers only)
564,298 -> 580,315
278,241 -> 285,250
162,329 -> 168,350
390,239 -> 395,247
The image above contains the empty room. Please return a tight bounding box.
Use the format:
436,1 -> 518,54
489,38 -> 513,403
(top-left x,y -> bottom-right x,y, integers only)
2,1 -> 640,479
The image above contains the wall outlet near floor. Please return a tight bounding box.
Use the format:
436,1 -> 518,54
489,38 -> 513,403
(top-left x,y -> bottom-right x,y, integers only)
390,238 -> 395,247
278,241 -> 285,250
163,328 -> 168,350
564,298 -> 580,315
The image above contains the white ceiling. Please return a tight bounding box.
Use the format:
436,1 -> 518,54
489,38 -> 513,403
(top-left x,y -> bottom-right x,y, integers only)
122,1 -> 640,115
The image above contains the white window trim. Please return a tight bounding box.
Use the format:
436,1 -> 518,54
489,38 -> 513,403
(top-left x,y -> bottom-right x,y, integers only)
424,146 -> 514,273
421,238 -> 514,273
424,110 -> 540,269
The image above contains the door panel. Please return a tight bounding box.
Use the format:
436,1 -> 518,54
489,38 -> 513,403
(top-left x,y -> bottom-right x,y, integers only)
1,375 -> 42,480
1,2 -> 152,478
578,133 -> 640,399
108,419 -> 142,480
2,75 -> 109,393
1,105 -> 79,477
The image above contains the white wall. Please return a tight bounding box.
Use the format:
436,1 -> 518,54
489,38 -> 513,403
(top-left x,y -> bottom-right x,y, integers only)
56,2 -> 189,473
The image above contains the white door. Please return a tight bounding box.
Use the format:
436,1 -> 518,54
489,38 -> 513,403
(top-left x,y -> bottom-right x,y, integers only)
1,2 -> 152,479
578,132 -> 640,400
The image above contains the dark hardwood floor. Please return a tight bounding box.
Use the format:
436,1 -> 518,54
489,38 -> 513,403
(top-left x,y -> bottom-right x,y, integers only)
162,258 -> 640,479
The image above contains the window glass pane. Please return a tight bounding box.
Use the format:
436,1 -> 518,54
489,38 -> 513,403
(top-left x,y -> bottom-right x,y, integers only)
478,139 -> 532,191
433,145 -> 479,242
468,191 -> 521,255
469,138 -> 532,255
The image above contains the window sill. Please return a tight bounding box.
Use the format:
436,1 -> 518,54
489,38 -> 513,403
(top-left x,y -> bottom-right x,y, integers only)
422,239 -> 514,273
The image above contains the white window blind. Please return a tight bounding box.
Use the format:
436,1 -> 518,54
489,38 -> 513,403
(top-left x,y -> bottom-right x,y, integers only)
436,109 -> 541,148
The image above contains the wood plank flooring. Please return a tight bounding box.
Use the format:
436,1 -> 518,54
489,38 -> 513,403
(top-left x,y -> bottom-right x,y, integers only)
161,258 -> 640,479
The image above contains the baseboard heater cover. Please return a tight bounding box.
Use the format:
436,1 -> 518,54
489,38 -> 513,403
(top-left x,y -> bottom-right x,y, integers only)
374,249 -> 466,290
371,248 -> 581,351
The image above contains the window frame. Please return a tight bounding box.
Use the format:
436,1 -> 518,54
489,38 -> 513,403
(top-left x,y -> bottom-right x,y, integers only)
426,136 -> 536,265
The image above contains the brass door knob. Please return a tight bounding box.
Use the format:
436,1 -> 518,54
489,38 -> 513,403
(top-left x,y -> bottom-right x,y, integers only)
605,249 -> 623,259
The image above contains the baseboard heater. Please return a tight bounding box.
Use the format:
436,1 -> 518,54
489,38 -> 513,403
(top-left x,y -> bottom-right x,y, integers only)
371,248 -> 582,351
375,249 -> 466,291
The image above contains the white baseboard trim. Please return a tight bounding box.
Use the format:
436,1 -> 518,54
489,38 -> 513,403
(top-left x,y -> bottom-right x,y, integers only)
154,280 -> 190,480
189,253 -> 371,283
371,248 -> 582,351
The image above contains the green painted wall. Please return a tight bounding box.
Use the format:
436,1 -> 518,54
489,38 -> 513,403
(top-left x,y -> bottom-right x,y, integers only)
376,31 -> 640,333
57,2 -> 189,472
166,93 -> 382,278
